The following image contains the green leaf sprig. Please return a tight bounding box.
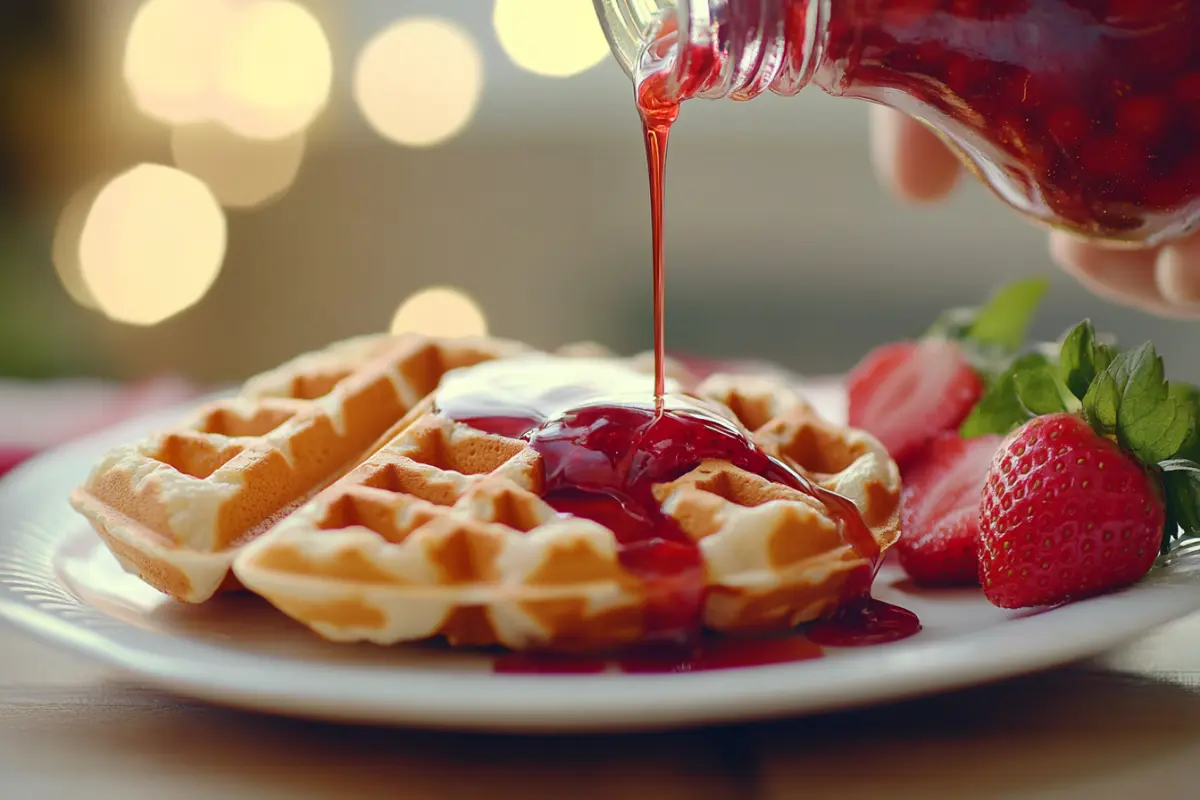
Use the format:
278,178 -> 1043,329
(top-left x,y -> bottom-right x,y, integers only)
924,277 -> 1049,381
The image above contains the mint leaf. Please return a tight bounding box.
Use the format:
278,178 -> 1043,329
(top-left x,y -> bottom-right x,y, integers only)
1083,371 -> 1120,434
1082,343 -> 1193,464
924,278 -> 1049,380
1096,340 -> 1117,371
1170,383 -> 1200,462
1113,344 -> 1191,463
965,277 -> 1049,353
923,306 -> 977,342
959,352 -> 1049,438
1058,320 -> 1116,400
1160,459 -> 1200,550
1014,364 -> 1075,417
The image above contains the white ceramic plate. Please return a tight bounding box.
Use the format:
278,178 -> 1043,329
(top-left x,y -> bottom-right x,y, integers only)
3,384 -> 1200,732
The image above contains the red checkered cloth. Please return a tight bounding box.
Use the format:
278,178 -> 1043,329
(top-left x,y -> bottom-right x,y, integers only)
0,376 -> 200,479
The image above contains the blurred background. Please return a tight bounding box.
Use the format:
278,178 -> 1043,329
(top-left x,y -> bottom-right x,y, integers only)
1,0 -> 1196,387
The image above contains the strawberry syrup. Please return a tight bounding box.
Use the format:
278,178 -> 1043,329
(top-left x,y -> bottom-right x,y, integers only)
435,357 -> 879,644
639,75 -> 678,406
806,596 -> 921,648
632,29 -> 917,663
435,356 -> 916,674
449,14 -> 921,671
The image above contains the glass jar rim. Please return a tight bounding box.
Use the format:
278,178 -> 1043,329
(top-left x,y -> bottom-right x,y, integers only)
593,0 -> 674,79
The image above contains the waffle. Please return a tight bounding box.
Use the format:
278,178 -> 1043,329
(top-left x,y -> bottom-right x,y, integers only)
69,334 -> 530,603
232,359 -> 902,652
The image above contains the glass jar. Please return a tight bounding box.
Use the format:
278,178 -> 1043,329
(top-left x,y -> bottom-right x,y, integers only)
593,0 -> 1200,246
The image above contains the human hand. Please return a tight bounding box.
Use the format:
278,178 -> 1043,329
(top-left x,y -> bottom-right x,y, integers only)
869,107 -> 1200,318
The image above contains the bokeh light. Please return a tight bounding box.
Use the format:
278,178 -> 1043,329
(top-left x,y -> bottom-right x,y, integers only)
52,179 -> 109,309
390,287 -> 489,337
123,0 -> 331,140
123,0 -> 234,125
171,123 -> 306,209
493,0 -> 610,78
354,18 -> 484,148
79,164 -> 228,326
212,0 -> 334,140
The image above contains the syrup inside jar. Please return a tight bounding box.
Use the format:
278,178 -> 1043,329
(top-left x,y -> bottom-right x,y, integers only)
603,0 -> 1200,245
833,0 -> 1200,243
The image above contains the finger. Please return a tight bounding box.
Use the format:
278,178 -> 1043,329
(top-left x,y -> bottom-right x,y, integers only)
1155,231 -> 1200,314
869,106 -> 960,202
1048,231 -> 1186,316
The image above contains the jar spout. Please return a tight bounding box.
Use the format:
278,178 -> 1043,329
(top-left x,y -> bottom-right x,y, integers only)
593,0 -> 674,80
595,1 -> 821,104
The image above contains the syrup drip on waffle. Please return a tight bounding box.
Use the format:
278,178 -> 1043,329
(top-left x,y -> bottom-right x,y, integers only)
434,356 -> 886,646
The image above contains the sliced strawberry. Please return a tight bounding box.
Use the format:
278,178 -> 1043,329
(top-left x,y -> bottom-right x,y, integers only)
897,432 -> 1001,586
848,338 -> 984,467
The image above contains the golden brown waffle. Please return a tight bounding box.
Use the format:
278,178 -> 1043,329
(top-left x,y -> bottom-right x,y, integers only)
69,334 -> 530,603
233,361 -> 902,651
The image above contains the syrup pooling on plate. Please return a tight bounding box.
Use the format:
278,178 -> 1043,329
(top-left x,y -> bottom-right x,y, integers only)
434,356 -> 880,641
806,596 -> 921,647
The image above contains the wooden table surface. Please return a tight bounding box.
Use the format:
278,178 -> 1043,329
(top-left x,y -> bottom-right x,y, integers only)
5,614 -> 1200,800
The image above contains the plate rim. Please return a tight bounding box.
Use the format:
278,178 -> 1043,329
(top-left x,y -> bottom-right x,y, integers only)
4,396 -> 1200,732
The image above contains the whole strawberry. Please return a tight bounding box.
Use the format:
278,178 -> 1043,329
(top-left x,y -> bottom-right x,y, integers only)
969,320 -> 1200,609
979,414 -> 1163,608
